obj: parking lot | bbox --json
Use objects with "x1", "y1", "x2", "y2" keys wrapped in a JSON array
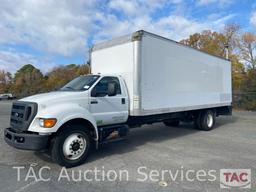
[{"x1": 0, "y1": 100, "x2": 256, "y2": 191}]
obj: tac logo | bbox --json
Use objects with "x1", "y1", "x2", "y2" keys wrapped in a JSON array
[{"x1": 220, "y1": 169, "x2": 251, "y2": 189}]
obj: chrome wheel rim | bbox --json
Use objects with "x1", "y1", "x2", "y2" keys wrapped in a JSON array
[
  {"x1": 63, "y1": 133, "x2": 86, "y2": 160},
  {"x1": 206, "y1": 113, "x2": 213, "y2": 127}
]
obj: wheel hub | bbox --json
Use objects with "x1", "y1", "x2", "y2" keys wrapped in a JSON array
[
  {"x1": 63, "y1": 133, "x2": 86, "y2": 160},
  {"x1": 72, "y1": 142, "x2": 80, "y2": 151}
]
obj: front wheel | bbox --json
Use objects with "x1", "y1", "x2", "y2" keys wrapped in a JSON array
[{"x1": 50, "y1": 124, "x2": 91, "y2": 167}]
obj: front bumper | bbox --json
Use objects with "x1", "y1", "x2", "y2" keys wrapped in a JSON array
[{"x1": 4, "y1": 128, "x2": 49, "y2": 151}]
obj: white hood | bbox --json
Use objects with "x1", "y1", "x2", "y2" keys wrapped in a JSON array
[{"x1": 20, "y1": 91, "x2": 88, "y2": 105}]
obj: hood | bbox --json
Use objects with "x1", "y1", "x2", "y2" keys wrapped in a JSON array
[{"x1": 20, "y1": 91, "x2": 88, "y2": 105}]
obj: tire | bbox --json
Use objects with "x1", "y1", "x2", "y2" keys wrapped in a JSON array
[
  {"x1": 50, "y1": 124, "x2": 91, "y2": 168},
  {"x1": 195, "y1": 110, "x2": 216, "y2": 131},
  {"x1": 164, "y1": 119, "x2": 180, "y2": 127}
]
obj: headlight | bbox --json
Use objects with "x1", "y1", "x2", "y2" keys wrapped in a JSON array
[{"x1": 39, "y1": 118, "x2": 57, "y2": 128}]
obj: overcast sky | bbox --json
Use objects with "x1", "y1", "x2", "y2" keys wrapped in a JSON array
[{"x1": 0, "y1": 0, "x2": 255, "y2": 73}]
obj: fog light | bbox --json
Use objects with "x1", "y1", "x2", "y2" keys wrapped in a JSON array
[
  {"x1": 19, "y1": 137, "x2": 24, "y2": 142},
  {"x1": 39, "y1": 118, "x2": 57, "y2": 128},
  {"x1": 15, "y1": 136, "x2": 25, "y2": 143}
]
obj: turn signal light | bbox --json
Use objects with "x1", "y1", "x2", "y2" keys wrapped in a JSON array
[{"x1": 39, "y1": 118, "x2": 57, "y2": 128}]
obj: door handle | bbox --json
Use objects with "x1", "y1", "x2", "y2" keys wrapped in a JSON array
[
  {"x1": 121, "y1": 98, "x2": 125, "y2": 104},
  {"x1": 91, "y1": 100, "x2": 98, "y2": 104}
]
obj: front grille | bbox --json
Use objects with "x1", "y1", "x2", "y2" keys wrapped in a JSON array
[{"x1": 10, "y1": 101, "x2": 38, "y2": 132}]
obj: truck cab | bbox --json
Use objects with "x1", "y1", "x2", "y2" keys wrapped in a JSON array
[{"x1": 5, "y1": 74, "x2": 129, "y2": 167}]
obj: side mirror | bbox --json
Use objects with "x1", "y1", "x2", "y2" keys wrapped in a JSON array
[{"x1": 108, "y1": 82, "x2": 117, "y2": 96}]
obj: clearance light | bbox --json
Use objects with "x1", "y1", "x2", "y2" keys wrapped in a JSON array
[{"x1": 39, "y1": 118, "x2": 57, "y2": 128}]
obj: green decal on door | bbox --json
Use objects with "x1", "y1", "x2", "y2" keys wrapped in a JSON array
[{"x1": 96, "y1": 120, "x2": 103, "y2": 125}]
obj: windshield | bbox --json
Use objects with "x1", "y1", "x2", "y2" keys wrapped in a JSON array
[{"x1": 60, "y1": 75, "x2": 100, "y2": 91}]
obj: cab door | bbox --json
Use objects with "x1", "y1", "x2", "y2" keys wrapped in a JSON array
[{"x1": 89, "y1": 76, "x2": 128, "y2": 126}]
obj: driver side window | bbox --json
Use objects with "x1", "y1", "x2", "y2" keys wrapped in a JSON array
[{"x1": 91, "y1": 77, "x2": 121, "y2": 97}]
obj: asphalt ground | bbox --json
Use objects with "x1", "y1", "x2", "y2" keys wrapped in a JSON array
[{"x1": 0, "y1": 100, "x2": 256, "y2": 192}]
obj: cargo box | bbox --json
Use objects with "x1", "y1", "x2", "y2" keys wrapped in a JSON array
[{"x1": 91, "y1": 30, "x2": 232, "y2": 116}]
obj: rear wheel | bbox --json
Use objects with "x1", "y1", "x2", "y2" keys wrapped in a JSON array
[
  {"x1": 50, "y1": 124, "x2": 91, "y2": 167},
  {"x1": 195, "y1": 110, "x2": 216, "y2": 131},
  {"x1": 164, "y1": 119, "x2": 180, "y2": 127}
]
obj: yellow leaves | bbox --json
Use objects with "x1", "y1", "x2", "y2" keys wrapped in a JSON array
[
  {"x1": 44, "y1": 64, "x2": 90, "y2": 91},
  {"x1": 180, "y1": 30, "x2": 227, "y2": 58},
  {"x1": 242, "y1": 32, "x2": 256, "y2": 43}
]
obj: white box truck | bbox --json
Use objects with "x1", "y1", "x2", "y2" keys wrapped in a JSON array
[{"x1": 4, "y1": 30, "x2": 232, "y2": 167}]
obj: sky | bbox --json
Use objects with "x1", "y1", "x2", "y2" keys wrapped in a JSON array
[{"x1": 0, "y1": 0, "x2": 255, "y2": 74}]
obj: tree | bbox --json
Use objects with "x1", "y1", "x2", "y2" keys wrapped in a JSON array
[
  {"x1": 230, "y1": 55, "x2": 245, "y2": 91},
  {"x1": 180, "y1": 33, "x2": 201, "y2": 49},
  {"x1": 238, "y1": 32, "x2": 256, "y2": 70},
  {"x1": 11, "y1": 64, "x2": 44, "y2": 97},
  {"x1": 76, "y1": 64, "x2": 90, "y2": 75},
  {"x1": 0, "y1": 70, "x2": 12, "y2": 94},
  {"x1": 180, "y1": 30, "x2": 226, "y2": 58},
  {"x1": 180, "y1": 24, "x2": 240, "y2": 59},
  {"x1": 44, "y1": 64, "x2": 90, "y2": 91}
]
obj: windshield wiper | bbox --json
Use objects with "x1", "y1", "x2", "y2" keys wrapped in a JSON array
[{"x1": 64, "y1": 86, "x2": 75, "y2": 90}]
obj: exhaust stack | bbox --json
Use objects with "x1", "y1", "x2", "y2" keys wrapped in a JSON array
[{"x1": 224, "y1": 44, "x2": 229, "y2": 60}]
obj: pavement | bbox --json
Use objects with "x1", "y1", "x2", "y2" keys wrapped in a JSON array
[{"x1": 0, "y1": 100, "x2": 256, "y2": 192}]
